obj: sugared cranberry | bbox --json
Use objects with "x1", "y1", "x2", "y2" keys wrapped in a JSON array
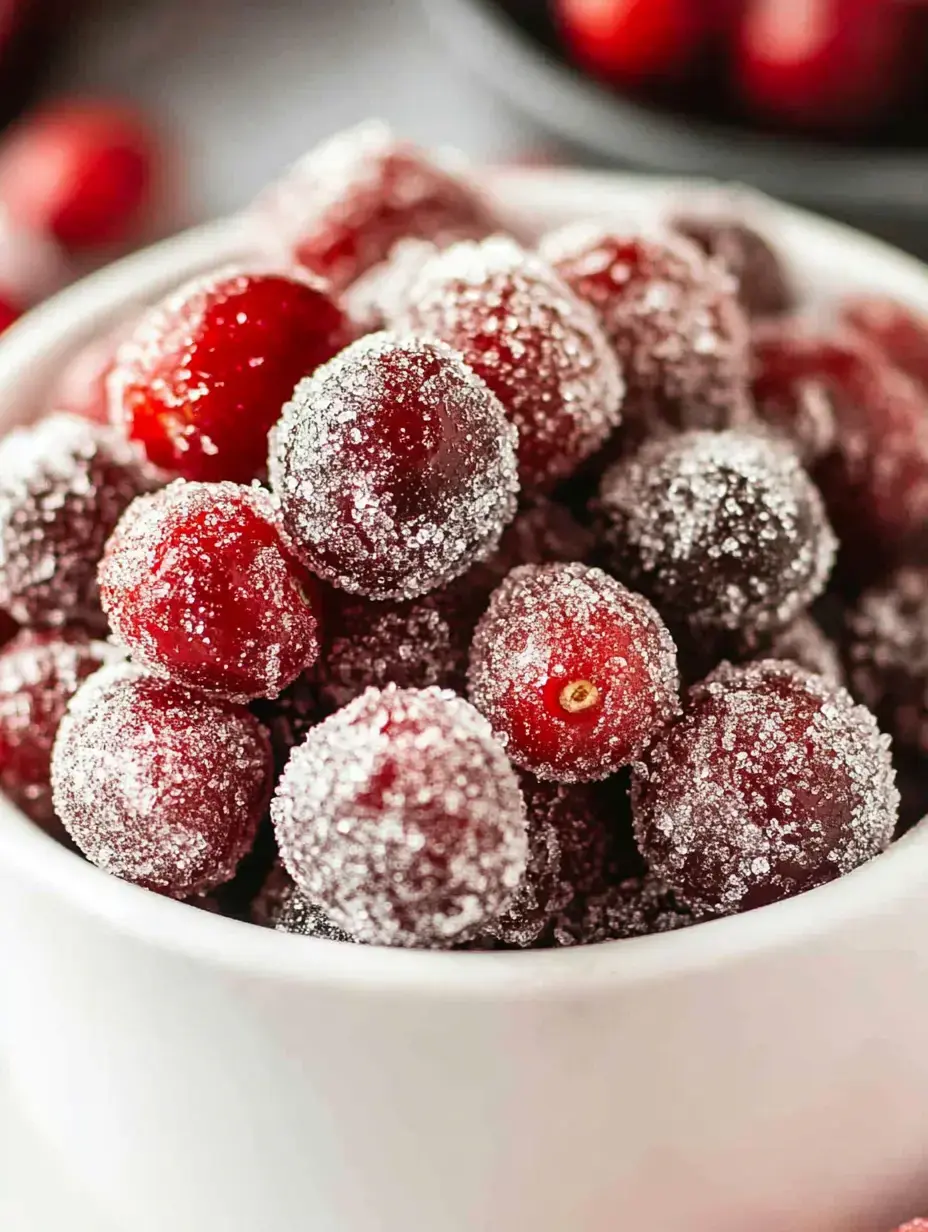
[
  {"x1": 51, "y1": 661, "x2": 273, "y2": 897},
  {"x1": 398, "y1": 236, "x2": 624, "y2": 489},
  {"x1": 539, "y1": 224, "x2": 751, "y2": 432},
  {"x1": 272, "y1": 685, "x2": 528, "y2": 947},
  {"x1": 269, "y1": 332, "x2": 519, "y2": 600},
  {"x1": 0, "y1": 413, "x2": 158, "y2": 629},
  {"x1": 840, "y1": 296, "x2": 928, "y2": 391},
  {"x1": 99, "y1": 480, "x2": 320, "y2": 701},
  {"x1": 555, "y1": 0, "x2": 705, "y2": 86},
  {"x1": 344, "y1": 237, "x2": 438, "y2": 334},
  {"x1": 50, "y1": 318, "x2": 136, "y2": 424},
  {"x1": 110, "y1": 268, "x2": 353, "y2": 484},
  {"x1": 894, "y1": 1220, "x2": 928, "y2": 1231},
  {"x1": 468, "y1": 563, "x2": 679, "y2": 782},
  {"x1": 479, "y1": 806, "x2": 568, "y2": 948},
  {"x1": 0, "y1": 629, "x2": 119, "y2": 836},
  {"x1": 547, "y1": 876, "x2": 694, "y2": 947},
  {"x1": 671, "y1": 206, "x2": 794, "y2": 319},
  {"x1": 597, "y1": 429, "x2": 836, "y2": 659},
  {"x1": 252, "y1": 121, "x2": 496, "y2": 291},
  {"x1": 759, "y1": 614, "x2": 844, "y2": 688},
  {"x1": 253, "y1": 863, "x2": 356, "y2": 942},
  {"x1": 250, "y1": 673, "x2": 324, "y2": 774},
  {"x1": 633, "y1": 660, "x2": 898, "y2": 916}
]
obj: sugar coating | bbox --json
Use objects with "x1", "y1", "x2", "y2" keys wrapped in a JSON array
[
  {"x1": 539, "y1": 222, "x2": 751, "y2": 430},
  {"x1": 344, "y1": 237, "x2": 438, "y2": 334},
  {"x1": 548, "y1": 876, "x2": 694, "y2": 947},
  {"x1": 598, "y1": 429, "x2": 837, "y2": 650},
  {"x1": 269, "y1": 332, "x2": 519, "y2": 600},
  {"x1": 399, "y1": 235, "x2": 624, "y2": 488},
  {"x1": 253, "y1": 863, "x2": 356, "y2": 943},
  {"x1": 479, "y1": 809, "x2": 569, "y2": 947},
  {"x1": 271, "y1": 684, "x2": 528, "y2": 947},
  {"x1": 51, "y1": 660, "x2": 272, "y2": 898},
  {"x1": 250, "y1": 673, "x2": 324, "y2": 774},
  {"x1": 761, "y1": 614, "x2": 844, "y2": 687},
  {"x1": 468, "y1": 562, "x2": 680, "y2": 782},
  {"x1": 632, "y1": 659, "x2": 898, "y2": 916},
  {"x1": 0, "y1": 413, "x2": 159, "y2": 628}
]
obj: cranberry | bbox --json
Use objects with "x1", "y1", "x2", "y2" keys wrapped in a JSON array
[
  {"x1": 633, "y1": 660, "x2": 898, "y2": 916},
  {"x1": 597, "y1": 429, "x2": 836, "y2": 659},
  {"x1": 250, "y1": 673, "x2": 324, "y2": 774},
  {"x1": 555, "y1": 0, "x2": 705, "y2": 86},
  {"x1": 758, "y1": 615, "x2": 844, "y2": 688},
  {"x1": 0, "y1": 413, "x2": 159, "y2": 629},
  {"x1": 344, "y1": 237, "x2": 438, "y2": 334},
  {"x1": 50, "y1": 318, "x2": 136, "y2": 424},
  {"x1": 548, "y1": 876, "x2": 694, "y2": 947},
  {"x1": 398, "y1": 236, "x2": 624, "y2": 489},
  {"x1": 110, "y1": 268, "x2": 353, "y2": 484},
  {"x1": 540, "y1": 224, "x2": 750, "y2": 432},
  {"x1": 252, "y1": 121, "x2": 496, "y2": 291},
  {"x1": 750, "y1": 324, "x2": 837, "y2": 464},
  {"x1": 840, "y1": 296, "x2": 928, "y2": 391},
  {"x1": 253, "y1": 863, "x2": 356, "y2": 942},
  {"x1": 468, "y1": 563, "x2": 679, "y2": 782},
  {"x1": 0, "y1": 99, "x2": 159, "y2": 248},
  {"x1": 478, "y1": 805, "x2": 567, "y2": 948},
  {"x1": 0, "y1": 629, "x2": 119, "y2": 836},
  {"x1": 671, "y1": 207, "x2": 794, "y2": 319},
  {"x1": 99, "y1": 480, "x2": 320, "y2": 701},
  {"x1": 51, "y1": 661, "x2": 273, "y2": 898},
  {"x1": 269, "y1": 332, "x2": 519, "y2": 601},
  {"x1": 272, "y1": 685, "x2": 528, "y2": 947}
]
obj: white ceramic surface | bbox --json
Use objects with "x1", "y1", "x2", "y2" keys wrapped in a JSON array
[{"x1": 1, "y1": 171, "x2": 928, "y2": 1232}]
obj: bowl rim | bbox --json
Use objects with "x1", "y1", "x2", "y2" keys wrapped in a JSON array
[
  {"x1": 1, "y1": 166, "x2": 927, "y2": 999},
  {"x1": 424, "y1": 0, "x2": 928, "y2": 217}
]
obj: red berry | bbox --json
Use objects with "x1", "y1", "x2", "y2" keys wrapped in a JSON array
[
  {"x1": 398, "y1": 237, "x2": 624, "y2": 489},
  {"x1": 50, "y1": 318, "x2": 136, "y2": 424},
  {"x1": 548, "y1": 876, "x2": 694, "y2": 947},
  {"x1": 0, "y1": 413, "x2": 159, "y2": 629},
  {"x1": 468, "y1": 563, "x2": 679, "y2": 782},
  {"x1": 51, "y1": 661, "x2": 273, "y2": 898},
  {"x1": 271, "y1": 685, "x2": 528, "y2": 947},
  {"x1": 479, "y1": 804, "x2": 568, "y2": 948},
  {"x1": 250, "y1": 673, "x2": 323, "y2": 774},
  {"x1": 99, "y1": 480, "x2": 320, "y2": 701},
  {"x1": 633, "y1": 660, "x2": 898, "y2": 915},
  {"x1": 0, "y1": 629, "x2": 119, "y2": 836},
  {"x1": 750, "y1": 322, "x2": 837, "y2": 464},
  {"x1": 269, "y1": 332, "x2": 519, "y2": 600},
  {"x1": 597, "y1": 429, "x2": 836, "y2": 658},
  {"x1": 252, "y1": 121, "x2": 496, "y2": 292},
  {"x1": 0, "y1": 99, "x2": 159, "y2": 248},
  {"x1": 758, "y1": 614, "x2": 844, "y2": 688},
  {"x1": 840, "y1": 296, "x2": 928, "y2": 391},
  {"x1": 344, "y1": 237, "x2": 438, "y2": 334},
  {"x1": 555, "y1": 0, "x2": 705, "y2": 86},
  {"x1": 0, "y1": 291, "x2": 19, "y2": 333},
  {"x1": 253, "y1": 863, "x2": 356, "y2": 942},
  {"x1": 671, "y1": 206, "x2": 794, "y2": 319},
  {"x1": 110, "y1": 268, "x2": 353, "y2": 484},
  {"x1": 540, "y1": 224, "x2": 751, "y2": 432}
]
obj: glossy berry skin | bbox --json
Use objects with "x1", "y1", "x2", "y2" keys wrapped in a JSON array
[
  {"x1": 0, "y1": 629, "x2": 119, "y2": 837},
  {"x1": 52, "y1": 661, "x2": 272, "y2": 898},
  {"x1": 468, "y1": 563, "x2": 679, "y2": 783},
  {"x1": 0, "y1": 100, "x2": 159, "y2": 248},
  {"x1": 99, "y1": 480, "x2": 320, "y2": 701},
  {"x1": 672, "y1": 209, "x2": 794, "y2": 319},
  {"x1": 633, "y1": 660, "x2": 898, "y2": 916},
  {"x1": 555, "y1": 0, "x2": 705, "y2": 86},
  {"x1": 840, "y1": 296, "x2": 928, "y2": 391},
  {"x1": 110, "y1": 269, "x2": 353, "y2": 484}
]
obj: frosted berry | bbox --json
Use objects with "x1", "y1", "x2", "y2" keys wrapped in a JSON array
[
  {"x1": 398, "y1": 236, "x2": 624, "y2": 489},
  {"x1": 548, "y1": 876, "x2": 694, "y2": 947},
  {"x1": 0, "y1": 413, "x2": 158, "y2": 629},
  {"x1": 110, "y1": 268, "x2": 353, "y2": 484},
  {"x1": 0, "y1": 629, "x2": 119, "y2": 835},
  {"x1": 894, "y1": 1221, "x2": 928, "y2": 1231},
  {"x1": 250, "y1": 673, "x2": 323, "y2": 774},
  {"x1": 759, "y1": 615, "x2": 844, "y2": 688},
  {"x1": 671, "y1": 208, "x2": 794, "y2": 319},
  {"x1": 539, "y1": 223, "x2": 751, "y2": 432},
  {"x1": 50, "y1": 318, "x2": 136, "y2": 424},
  {"x1": 840, "y1": 296, "x2": 928, "y2": 391},
  {"x1": 597, "y1": 429, "x2": 836, "y2": 657},
  {"x1": 100, "y1": 480, "x2": 320, "y2": 701},
  {"x1": 253, "y1": 121, "x2": 496, "y2": 291},
  {"x1": 270, "y1": 332, "x2": 519, "y2": 600},
  {"x1": 750, "y1": 323, "x2": 837, "y2": 463},
  {"x1": 344, "y1": 237, "x2": 438, "y2": 334},
  {"x1": 253, "y1": 864, "x2": 355, "y2": 942},
  {"x1": 272, "y1": 685, "x2": 528, "y2": 947},
  {"x1": 479, "y1": 806, "x2": 568, "y2": 948},
  {"x1": 468, "y1": 563, "x2": 679, "y2": 782},
  {"x1": 633, "y1": 660, "x2": 898, "y2": 916},
  {"x1": 51, "y1": 661, "x2": 273, "y2": 898}
]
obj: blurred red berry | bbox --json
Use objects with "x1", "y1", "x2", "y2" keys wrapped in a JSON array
[
  {"x1": 556, "y1": 0, "x2": 705, "y2": 86},
  {"x1": 0, "y1": 290, "x2": 19, "y2": 332}
]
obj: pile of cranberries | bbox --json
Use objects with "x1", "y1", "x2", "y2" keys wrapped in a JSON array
[{"x1": 2, "y1": 119, "x2": 927, "y2": 952}]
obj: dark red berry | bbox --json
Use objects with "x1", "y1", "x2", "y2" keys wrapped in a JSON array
[
  {"x1": 51, "y1": 661, "x2": 273, "y2": 898},
  {"x1": 758, "y1": 614, "x2": 844, "y2": 688},
  {"x1": 468, "y1": 563, "x2": 679, "y2": 782},
  {"x1": 555, "y1": 0, "x2": 705, "y2": 86},
  {"x1": 671, "y1": 206, "x2": 794, "y2": 319},
  {"x1": 269, "y1": 332, "x2": 519, "y2": 600},
  {"x1": 0, "y1": 292, "x2": 20, "y2": 333},
  {"x1": 99, "y1": 480, "x2": 320, "y2": 701},
  {"x1": 272, "y1": 685, "x2": 528, "y2": 947},
  {"x1": 0, "y1": 413, "x2": 159, "y2": 629},
  {"x1": 478, "y1": 805, "x2": 568, "y2": 948},
  {"x1": 253, "y1": 863, "x2": 356, "y2": 942},
  {"x1": 840, "y1": 296, "x2": 928, "y2": 391},
  {"x1": 398, "y1": 236, "x2": 624, "y2": 489},
  {"x1": 632, "y1": 660, "x2": 898, "y2": 916},
  {"x1": 547, "y1": 876, "x2": 694, "y2": 947},
  {"x1": 250, "y1": 673, "x2": 324, "y2": 774},
  {"x1": 110, "y1": 268, "x2": 353, "y2": 484}
]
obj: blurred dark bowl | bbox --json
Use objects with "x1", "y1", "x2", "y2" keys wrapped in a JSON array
[{"x1": 424, "y1": 0, "x2": 928, "y2": 258}]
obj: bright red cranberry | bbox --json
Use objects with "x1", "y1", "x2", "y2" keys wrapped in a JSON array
[
  {"x1": 344, "y1": 237, "x2": 438, "y2": 334},
  {"x1": 99, "y1": 480, "x2": 320, "y2": 701},
  {"x1": 840, "y1": 296, "x2": 928, "y2": 391},
  {"x1": 252, "y1": 121, "x2": 496, "y2": 291},
  {"x1": 272, "y1": 685, "x2": 528, "y2": 947},
  {"x1": 0, "y1": 629, "x2": 119, "y2": 836},
  {"x1": 468, "y1": 563, "x2": 679, "y2": 782},
  {"x1": 671, "y1": 208, "x2": 794, "y2": 319},
  {"x1": 50, "y1": 318, "x2": 136, "y2": 424},
  {"x1": 0, "y1": 413, "x2": 159, "y2": 629},
  {"x1": 633, "y1": 660, "x2": 898, "y2": 915},
  {"x1": 398, "y1": 237, "x2": 624, "y2": 489},
  {"x1": 597, "y1": 429, "x2": 836, "y2": 660},
  {"x1": 540, "y1": 224, "x2": 750, "y2": 432},
  {"x1": 269, "y1": 332, "x2": 519, "y2": 600},
  {"x1": 0, "y1": 99, "x2": 160, "y2": 248},
  {"x1": 110, "y1": 268, "x2": 353, "y2": 484},
  {"x1": 555, "y1": 0, "x2": 705, "y2": 86},
  {"x1": 51, "y1": 660, "x2": 273, "y2": 897},
  {"x1": 548, "y1": 876, "x2": 694, "y2": 947}
]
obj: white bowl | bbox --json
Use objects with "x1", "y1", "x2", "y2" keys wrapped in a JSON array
[{"x1": 1, "y1": 171, "x2": 928, "y2": 1232}]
